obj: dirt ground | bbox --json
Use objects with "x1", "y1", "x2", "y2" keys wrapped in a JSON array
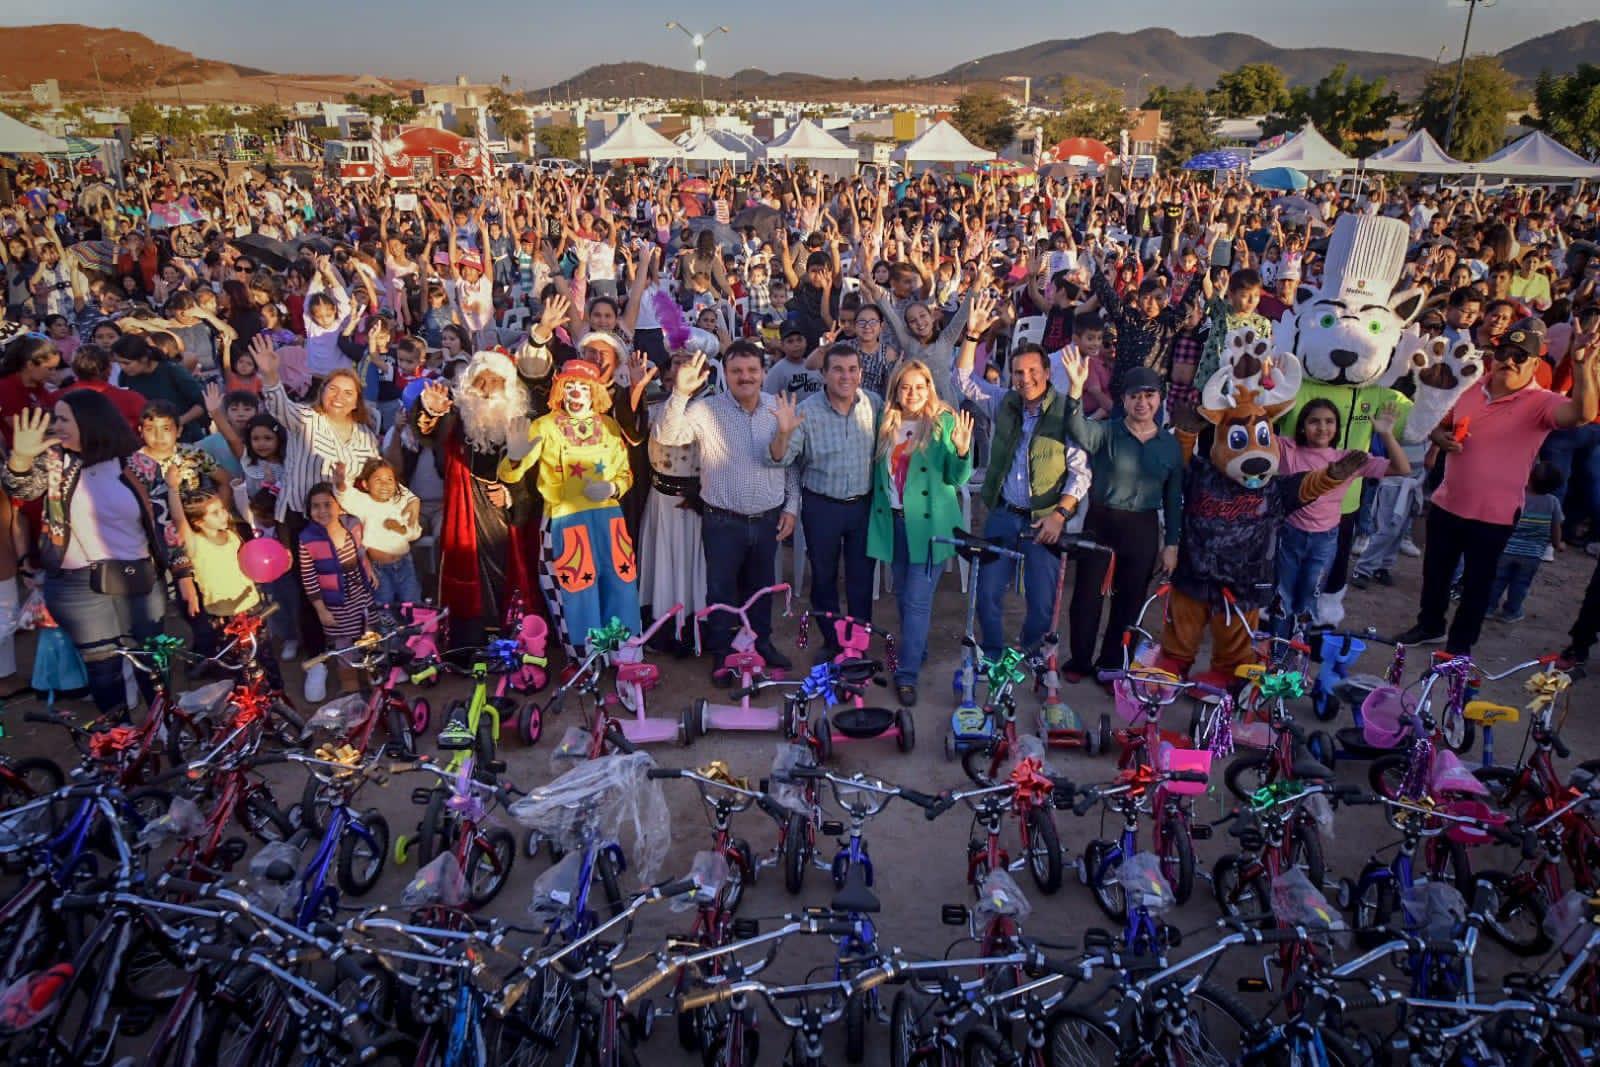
[{"x1": 2, "y1": 515, "x2": 1594, "y2": 1063}]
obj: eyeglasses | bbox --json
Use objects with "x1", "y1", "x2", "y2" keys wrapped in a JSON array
[{"x1": 1490, "y1": 349, "x2": 1534, "y2": 365}]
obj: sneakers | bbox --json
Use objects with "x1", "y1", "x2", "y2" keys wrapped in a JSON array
[
  {"x1": 303, "y1": 661, "x2": 328, "y2": 703},
  {"x1": 1374, "y1": 568, "x2": 1395, "y2": 587},
  {"x1": 1393, "y1": 625, "x2": 1446, "y2": 646},
  {"x1": 1399, "y1": 537, "x2": 1422, "y2": 558},
  {"x1": 1497, "y1": 610, "x2": 1526, "y2": 624},
  {"x1": 279, "y1": 640, "x2": 299, "y2": 661},
  {"x1": 1542, "y1": 544, "x2": 1556, "y2": 563},
  {"x1": 895, "y1": 683, "x2": 918, "y2": 707}
]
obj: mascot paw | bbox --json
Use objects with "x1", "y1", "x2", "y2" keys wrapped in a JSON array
[{"x1": 1225, "y1": 324, "x2": 1275, "y2": 384}]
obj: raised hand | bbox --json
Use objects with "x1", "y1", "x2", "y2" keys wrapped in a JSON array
[
  {"x1": 1371, "y1": 402, "x2": 1398, "y2": 436},
  {"x1": 249, "y1": 333, "x2": 280, "y2": 384},
  {"x1": 967, "y1": 289, "x2": 997, "y2": 336},
  {"x1": 8, "y1": 408, "x2": 55, "y2": 467},
  {"x1": 330, "y1": 461, "x2": 348, "y2": 490},
  {"x1": 773, "y1": 391, "x2": 805, "y2": 436},
  {"x1": 1059, "y1": 344, "x2": 1090, "y2": 397},
  {"x1": 202, "y1": 381, "x2": 226, "y2": 417},
  {"x1": 536, "y1": 293, "x2": 571, "y2": 337},
  {"x1": 674, "y1": 352, "x2": 710, "y2": 397},
  {"x1": 949, "y1": 410, "x2": 974, "y2": 457},
  {"x1": 504, "y1": 414, "x2": 538, "y2": 463}
]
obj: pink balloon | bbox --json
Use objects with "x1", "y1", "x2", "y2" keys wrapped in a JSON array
[{"x1": 238, "y1": 537, "x2": 291, "y2": 583}]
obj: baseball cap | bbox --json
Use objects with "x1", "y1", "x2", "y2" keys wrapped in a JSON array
[
  {"x1": 1498, "y1": 323, "x2": 1542, "y2": 360},
  {"x1": 1122, "y1": 367, "x2": 1164, "y2": 395}
]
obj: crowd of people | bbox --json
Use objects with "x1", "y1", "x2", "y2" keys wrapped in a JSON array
[{"x1": 0, "y1": 147, "x2": 1597, "y2": 717}]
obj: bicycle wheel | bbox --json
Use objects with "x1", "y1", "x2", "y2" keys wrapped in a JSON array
[
  {"x1": 1085, "y1": 840, "x2": 1126, "y2": 921},
  {"x1": 1156, "y1": 814, "x2": 1195, "y2": 905},
  {"x1": 845, "y1": 990, "x2": 868, "y2": 1063},
  {"x1": 1211, "y1": 854, "x2": 1270, "y2": 920},
  {"x1": 1170, "y1": 981, "x2": 1255, "y2": 1067},
  {"x1": 890, "y1": 987, "x2": 931, "y2": 1067},
  {"x1": 1224, "y1": 754, "x2": 1274, "y2": 802},
  {"x1": 1437, "y1": 711, "x2": 1475, "y2": 755},
  {"x1": 237, "y1": 787, "x2": 293, "y2": 843},
  {"x1": 782, "y1": 812, "x2": 811, "y2": 895},
  {"x1": 1368, "y1": 753, "x2": 1409, "y2": 800},
  {"x1": 1045, "y1": 1006, "x2": 1120, "y2": 1067},
  {"x1": 486, "y1": 970, "x2": 579, "y2": 1067},
  {"x1": 0, "y1": 756, "x2": 64, "y2": 804},
  {"x1": 597, "y1": 847, "x2": 626, "y2": 918},
  {"x1": 961, "y1": 1023, "x2": 1016, "y2": 1067},
  {"x1": 299, "y1": 775, "x2": 332, "y2": 835},
  {"x1": 961, "y1": 741, "x2": 1002, "y2": 787},
  {"x1": 463, "y1": 828, "x2": 517, "y2": 908},
  {"x1": 164, "y1": 714, "x2": 208, "y2": 772},
  {"x1": 1476, "y1": 872, "x2": 1552, "y2": 957},
  {"x1": 1348, "y1": 876, "x2": 1399, "y2": 948},
  {"x1": 337, "y1": 811, "x2": 389, "y2": 896},
  {"x1": 415, "y1": 788, "x2": 450, "y2": 867},
  {"x1": 1026, "y1": 807, "x2": 1064, "y2": 894},
  {"x1": 119, "y1": 919, "x2": 189, "y2": 1004},
  {"x1": 722, "y1": 838, "x2": 754, "y2": 914}
]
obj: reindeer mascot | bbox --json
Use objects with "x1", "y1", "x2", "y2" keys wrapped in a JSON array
[
  {"x1": 1282, "y1": 213, "x2": 1482, "y2": 624},
  {"x1": 1158, "y1": 353, "x2": 1369, "y2": 684}
]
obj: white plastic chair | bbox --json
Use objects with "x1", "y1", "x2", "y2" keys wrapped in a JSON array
[{"x1": 1011, "y1": 315, "x2": 1046, "y2": 349}]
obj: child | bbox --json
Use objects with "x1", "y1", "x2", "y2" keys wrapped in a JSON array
[
  {"x1": 421, "y1": 284, "x2": 454, "y2": 349},
  {"x1": 1488, "y1": 463, "x2": 1564, "y2": 623},
  {"x1": 296, "y1": 482, "x2": 376, "y2": 698},
  {"x1": 1274, "y1": 400, "x2": 1408, "y2": 637},
  {"x1": 139, "y1": 400, "x2": 234, "y2": 502},
  {"x1": 1064, "y1": 314, "x2": 1113, "y2": 418},
  {"x1": 226, "y1": 343, "x2": 263, "y2": 394},
  {"x1": 1194, "y1": 268, "x2": 1273, "y2": 391},
  {"x1": 195, "y1": 385, "x2": 257, "y2": 480},
  {"x1": 332, "y1": 458, "x2": 422, "y2": 610}
]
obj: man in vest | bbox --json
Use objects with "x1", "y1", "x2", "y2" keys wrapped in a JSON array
[{"x1": 953, "y1": 292, "x2": 1092, "y2": 660}]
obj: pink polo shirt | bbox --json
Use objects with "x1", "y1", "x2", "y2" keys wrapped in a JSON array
[{"x1": 1432, "y1": 383, "x2": 1568, "y2": 525}]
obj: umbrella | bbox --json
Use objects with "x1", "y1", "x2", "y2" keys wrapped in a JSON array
[
  {"x1": 730, "y1": 204, "x2": 782, "y2": 243},
  {"x1": 1053, "y1": 138, "x2": 1114, "y2": 165},
  {"x1": 1253, "y1": 166, "x2": 1308, "y2": 191},
  {"x1": 295, "y1": 235, "x2": 335, "y2": 256},
  {"x1": 678, "y1": 177, "x2": 710, "y2": 194},
  {"x1": 1036, "y1": 162, "x2": 1087, "y2": 181},
  {"x1": 232, "y1": 234, "x2": 295, "y2": 270},
  {"x1": 685, "y1": 217, "x2": 738, "y2": 252},
  {"x1": 147, "y1": 198, "x2": 207, "y2": 230},
  {"x1": 69, "y1": 240, "x2": 117, "y2": 276},
  {"x1": 1182, "y1": 150, "x2": 1246, "y2": 171}
]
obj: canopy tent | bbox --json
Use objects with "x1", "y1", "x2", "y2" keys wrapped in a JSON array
[
  {"x1": 892, "y1": 120, "x2": 992, "y2": 166},
  {"x1": 1248, "y1": 122, "x2": 1358, "y2": 173},
  {"x1": 761, "y1": 120, "x2": 857, "y2": 177},
  {"x1": 1470, "y1": 131, "x2": 1600, "y2": 180},
  {"x1": 586, "y1": 114, "x2": 683, "y2": 163},
  {"x1": 676, "y1": 127, "x2": 759, "y2": 169},
  {"x1": 1363, "y1": 129, "x2": 1468, "y2": 174},
  {"x1": 0, "y1": 112, "x2": 70, "y2": 155}
]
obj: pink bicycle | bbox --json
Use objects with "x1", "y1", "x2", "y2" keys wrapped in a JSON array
[{"x1": 683, "y1": 584, "x2": 791, "y2": 742}]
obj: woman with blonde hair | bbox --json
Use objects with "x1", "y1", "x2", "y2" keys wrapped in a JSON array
[{"x1": 866, "y1": 359, "x2": 974, "y2": 706}]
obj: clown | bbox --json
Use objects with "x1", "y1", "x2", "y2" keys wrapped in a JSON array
[
  {"x1": 1160, "y1": 355, "x2": 1368, "y2": 683},
  {"x1": 1281, "y1": 213, "x2": 1481, "y2": 623},
  {"x1": 413, "y1": 349, "x2": 543, "y2": 643},
  {"x1": 500, "y1": 360, "x2": 639, "y2": 656}
]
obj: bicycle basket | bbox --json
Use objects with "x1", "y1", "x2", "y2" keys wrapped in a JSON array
[
  {"x1": 831, "y1": 706, "x2": 895, "y2": 739},
  {"x1": 1112, "y1": 671, "x2": 1179, "y2": 725},
  {"x1": 1360, "y1": 684, "x2": 1416, "y2": 749},
  {"x1": 1156, "y1": 743, "x2": 1211, "y2": 795}
]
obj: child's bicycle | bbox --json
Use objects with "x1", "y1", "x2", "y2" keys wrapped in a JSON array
[
  {"x1": 392, "y1": 756, "x2": 519, "y2": 908},
  {"x1": 433, "y1": 637, "x2": 550, "y2": 769},
  {"x1": 536, "y1": 619, "x2": 656, "y2": 760},
  {"x1": 1071, "y1": 763, "x2": 1212, "y2": 930},
  {"x1": 931, "y1": 531, "x2": 1026, "y2": 759}
]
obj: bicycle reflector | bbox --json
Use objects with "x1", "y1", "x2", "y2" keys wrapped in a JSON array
[{"x1": 0, "y1": 964, "x2": 74, "y2": 1032}]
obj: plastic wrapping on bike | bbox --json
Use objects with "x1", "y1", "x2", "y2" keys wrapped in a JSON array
[
  {"x1": 1270, "y1": 869, "x2": 1347, "y2": 940},
  {"x1": 673, "y1": 851, "x2": 730, "y2": 913},
  {"x1": 305, "y1": 694, "x2": 369, "y2": 734},
  {"x1": 508, "y1": 751, "x2": 670, "y2": 887},
  {"x1": 1116, "y1": 853, "x2": 1175, "y2": 914},
  {"x1": 178, "y1": 679, "x2": 237, "y2": 722},
  {"x1": 976, "y1": 869, "x2": 1032, "y2": 924},
  {"x1": 138, "y1": 795, "x2": 207, "y2": 847},
  {"x1": 1544, "y1": 890, "x2": 1594, "y2": 956},
  {"x1": 247, "y1": 841, "x2": 304, "y2": 917},
  {"x1": 403, "y1": 853, "x2": 467, "y2": 908},
  {"x1": 1400, "y1": 882, "x2": 1467, "y2": 939}
]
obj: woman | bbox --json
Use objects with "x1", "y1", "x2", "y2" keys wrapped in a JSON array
[
  {"x1": 1058, "y1": 350, "x2": 1185, "y2": 680},
  {"x1": 865, "y1": 360, "x2": 974, "y2": 707},
  {"x1": 0, "y1": 334, "x2": 61, "y2": 447},
  {"x1": 296, "y1": 482, "x2": 376, "y2": 696},
  {"x1": 3, "y1": 394, "x2": 195, "y2": 714},
  {"x1": 848, "y1": 305, "x2": 902, "y2": 398},
  {"x1": 638, "y1": 351, "x2": 709, "y2": 645}
]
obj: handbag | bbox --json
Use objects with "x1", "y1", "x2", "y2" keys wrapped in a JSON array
[{"x1": 89, "y1": 558, "x2": 159, "y2": 597}]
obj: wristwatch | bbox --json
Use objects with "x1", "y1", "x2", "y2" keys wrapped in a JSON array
[{"x1": 1054, "y1": 505, "x2": 1073, "y2": 520}]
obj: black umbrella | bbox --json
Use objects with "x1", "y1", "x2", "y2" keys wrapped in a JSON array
[
  {"x1": 294, "y1": 235, "x2": 335, "y2": 256},
  {"x1": 731, "y1": 204, "x2": 782, "y2": 243},
  {"x1": 232, "y1": 234, "x2": 294, "y2": 271}
]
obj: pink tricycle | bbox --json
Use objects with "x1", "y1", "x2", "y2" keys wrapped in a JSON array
[
  {"x1": 500, "y1": 592, "x2": 551, "y2": 694},
  {"x1": 795, "y1": 610, "x2": 914, "y2": 754},
  {"x1": 395, "y1": 602, "x2": 449, "y2": 686},
  {"x1": 682, "y1": 584, "x2": 792, "y2": 743},
  {"x1": 610, "y1": 604, "x2": 687, "y2": 745}
]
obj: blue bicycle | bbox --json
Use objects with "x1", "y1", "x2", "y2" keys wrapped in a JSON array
[{"x1": 269, "y1": 752, "x2": 391, "y2": 927}]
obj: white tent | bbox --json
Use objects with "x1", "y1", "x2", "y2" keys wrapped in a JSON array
[
  {"x1": 677, "y1": 127, "x2": 758, "y2": 168},
  {"x1": 892, "y1": 120, "x2": 992, "y2": 165},
  {"x1": 761, "y1": 120, "x2": 857, "y2": 176},
  {"x1": 586, "y1": 114, "x2": 682, "y2": 163},
  {"x1": 1470, "y1": 131, "x2": 1600, "y2": 179},
  {"x1": 1249, "y1": 121, "x2": 1358, "y2": 173},
  {"x1": 0, "y1": 112, "x2": 70, "y2": 155},
  {"x1": 1363, "y1": 129, "x2": 1469, "y2": 174}
]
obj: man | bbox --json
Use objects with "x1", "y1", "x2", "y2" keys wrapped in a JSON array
[
  {"x1": 414, "y1": 348, "x2": 544, "y2": 644},
  {"x1": 1442, "y1": 287, "x2": 1485, "y2": 346},
  {"x1": 1397, "y1": 321, "x2": 1600, "y2": 653},
  {"x1": 1255, "y1": 264, "x2": 1300, "y2": 323},
  {"x1": 952, "y1": 293, "x2": 1092, "y2": 661},
  {"x1": 1542, "y1": 303, "x2": 1600, "y2": 544},
  {"x1": 769, "y1": 346, "x2": 880, "y2": 652},
  {"x1": 654, "y1": 344, "x2": 799, "y2": 673}
]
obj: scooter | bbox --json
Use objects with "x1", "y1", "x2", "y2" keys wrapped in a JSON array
[
  {"x1": 683, "y1": 584, "x2": 792, "y2": 742},
  {"x1": 932, "y1": 531, "x2": 1026, "y2": 760}
]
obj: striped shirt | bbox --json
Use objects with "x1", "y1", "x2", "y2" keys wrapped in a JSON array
[
  {"x1": 770, "y1": 389, "x2": 879, "y2": 502},
  {"x1": 262, "y1": 383, "x2": 381, "y2": 521},
  {"x1": 653, "y1": 390, "x2": 799, "y2": 517}
]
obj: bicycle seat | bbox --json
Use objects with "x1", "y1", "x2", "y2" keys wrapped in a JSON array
[
  {"x1": 1463, "y1": 701, "x2": 1517, "y2": 726},
  {"x1": 1291, "y1": 754, "x2": 1334, "y2": 780},
  {"x1": 831, "y1": 865, "x2": 880, "y2": 914}
]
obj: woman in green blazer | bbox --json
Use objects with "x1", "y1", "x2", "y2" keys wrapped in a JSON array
[{"x1": 867, "y1": 359, "x2": 975, "y2": 706}]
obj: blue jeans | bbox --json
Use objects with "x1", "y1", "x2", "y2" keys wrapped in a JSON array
[
  {"x1": 1541, "y1": 423, "x2": 1600, "y2": 539},
  {"x1": 976, "y1": 507, "x2": 1061, "y2": 661},
  {"x1": 1274, "y1": 524, "x2": 1338, "y2": 637},
  {"x1": 1488, "y1": 554, "x2": 1541, "y2": 617},
  {"x1": 44, "y1": 567, "x2": 167, "y2": 713},
  {"x1": 888, "y1": 513, "x2": 940, "y2": 686},
  {"x1": 800, "y1": 490, "x2": 873, "y2": 631},
  {"x1": 373, "y1": 556, "x2": 423, "y2": 609},
  {"x1": 700, "y1": 507, "x2": 780, "y2": 654}
]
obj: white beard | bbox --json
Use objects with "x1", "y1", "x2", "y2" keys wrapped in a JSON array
[{"x1": 455, "y1": 378, "x2": 530, "y2": 453}]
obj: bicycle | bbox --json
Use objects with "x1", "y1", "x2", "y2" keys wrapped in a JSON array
[
  {"x1": 524, "y1": 621, "x2": 635, "y2": 754},
  {"x1": 1474, "y1": 776, "x2": 1600, "y2": 957},
  {"x1": 272, "y1": 750, "x2": 392, "y2": 926},
  {"x1": 392, "y1": 757, "x2": 518, "y2": 909},
  {"x1": 923, "y1": 758, "x2": 1073, "y2": 897}
]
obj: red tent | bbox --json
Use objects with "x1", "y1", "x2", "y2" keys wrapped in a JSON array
[{"x1": 1052, "y1": 138, "x2": 1114, "y2": 165}]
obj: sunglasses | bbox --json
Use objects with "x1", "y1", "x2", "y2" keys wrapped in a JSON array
[{"x1": 1490, "y1": 348, "x2": 1535, "y2": 365}]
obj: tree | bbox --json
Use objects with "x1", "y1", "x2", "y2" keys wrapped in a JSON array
[
  {"x1": 485, "y1": 87, "x2": 531, "y2": 147},
  {"x1": 1039, "y1": 76, "x2": 1129, "y2": 144},
  {"x1": 536, "y1": 125, "x2": 583, "y2": 160},
  {"x1": 0, "y1": 101, "x2": 39, "y2": 123},
  {"x1": 951, "y1": 88, "x2": 1017, "y2": 151},
  {"x1": 1262, "y1": 64, "x2": 1401, "y2": 155},
  {"x1": 1523, "y1": 63, "x2": 1600, "y2": 158},
  {"x1": 669, "y1": 99, "x2": 711, "y2": 118},
  {"x1": 1208, "y1": 63, "x2": 1290, "y2": 118},
  {"x1": 243, "y1": 104, "x2": 289, "y2": 135},
  {"x1": 342, "y1": 93, "x2": 419, "y2": 130},
  {"x1": 201, "y1": 104, "x2": 236, "y2": 134},
  {"x1": 1141, "y1": 84, "x2": 1217, "y2": 166},
  {"x1": 159, "y1": 108, "x2": 202, "y2": 142},
  {"x1": 1411, "y1": 55, "x2": 1519, "y2": 161},
  {"x1": 128, "y1": 100, "x2": 163, "y2": 138},
  {"x1": 60, "y1": 102, "x2": 111, "y2": 137}
]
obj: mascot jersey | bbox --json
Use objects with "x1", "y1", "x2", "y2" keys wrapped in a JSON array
[{"x1": 1285, "y1": 383, "x2": 1412, "y2": 515}]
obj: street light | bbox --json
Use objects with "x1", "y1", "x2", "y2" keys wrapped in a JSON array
[
  {"x1": 1442, "y1": 0, "x2": 1497, "y2": 154},
  {"x1": 665, "y1": 21, "x2": 730, "y2": 105}
]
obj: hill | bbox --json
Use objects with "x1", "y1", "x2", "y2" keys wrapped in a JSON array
[
  {"x1": 1498, "y1": 19, "x2": 1600, "y2": 82},
  {"x1": 0, "y1": 24, "x2": 243, "y2": 93}
]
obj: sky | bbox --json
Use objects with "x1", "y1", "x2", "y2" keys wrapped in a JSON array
[{"x1": 1, "y1": 0, "x2": 1594, "y2": 85}]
